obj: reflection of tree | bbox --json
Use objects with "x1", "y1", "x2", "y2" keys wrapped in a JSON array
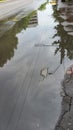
[
  {"x1": 13, "y1": 11, "x2": 37, "y2": 33},
  {"x1": 0, "y1": 11, "x2": 37, "y2": 67},
  {"x1": 0, "y1": 28, "x2": 18, "y2": 67},
  {"x1": 38, "y1": 2, "x2": 47, "y2": 11},
  {"x1": 52, "y1": 7, "x2": 73, "y2": 64}
]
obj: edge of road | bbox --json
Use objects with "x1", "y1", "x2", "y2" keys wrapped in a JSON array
[{"x1": 55, "y1": 65, "x2": 73, "y2": 130}]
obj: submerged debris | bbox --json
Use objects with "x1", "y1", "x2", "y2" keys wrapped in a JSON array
[
  {"x1": 40, "y1": 68, "x2": 48, "y2": 80},
  {"x1": 40, "y1": 65, "x2": 61, "y2": 80}
]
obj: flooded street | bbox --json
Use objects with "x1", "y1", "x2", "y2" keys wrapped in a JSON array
[{"x1": 0, "y1": 1, "x2": 73, "y2": 130}]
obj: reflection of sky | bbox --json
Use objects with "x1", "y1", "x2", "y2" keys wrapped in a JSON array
[
  {"x1": 0, "y1": 4, "x2": 59, "y2": 68},
  {"x1": 16, "y1": 4, "x2": 59, "y2": 45},
  {"x1": 38, "y1": 5, "x2": 54, "y2": 26},
  {"x1": 10, "y1": 4, "x2": 59, "y2": 65}
]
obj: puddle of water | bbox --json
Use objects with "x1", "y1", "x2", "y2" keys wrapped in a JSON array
[{"x1": 0, "y1": 1, "x2": 73, "y2": 130}]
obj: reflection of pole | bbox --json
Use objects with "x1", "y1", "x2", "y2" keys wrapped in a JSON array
[{"x1": 48, "y1": 64, "x2": 61, "y2": 75}]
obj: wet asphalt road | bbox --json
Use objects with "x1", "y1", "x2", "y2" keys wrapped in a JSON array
[{"x1": 0, "y1": 1, "x2": 73, "y2": 130}]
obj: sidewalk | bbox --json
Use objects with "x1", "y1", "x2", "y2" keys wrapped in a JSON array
[
  {"x1": 54, "y1": 1, "x2": 73, "y2": 129},
  {"x1": 55, "y1": 65, "x2": 73, "y2": 130}
]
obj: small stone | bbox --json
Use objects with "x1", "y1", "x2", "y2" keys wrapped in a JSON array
[{"x1": 40, "y1": 68, "x2": 48, "y2": 78}]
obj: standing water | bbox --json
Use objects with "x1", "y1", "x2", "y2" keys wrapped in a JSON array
[{"x1": 0, "y1": 1, "x2": 73, "y2": 130}]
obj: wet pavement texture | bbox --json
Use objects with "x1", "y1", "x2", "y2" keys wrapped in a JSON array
[
  {"x1": 0, "y1": 1, "x2": 73, "y2": 130},
  {"x1": 55, "y1": 65, "x2": 73, "y2": 130}
]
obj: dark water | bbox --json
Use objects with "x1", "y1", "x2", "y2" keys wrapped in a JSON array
[{"x1": 0, "y1": 1, "x2": 73, "y2": 130}]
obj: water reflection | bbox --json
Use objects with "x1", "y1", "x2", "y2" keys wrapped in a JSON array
[
  {"x1": 0, "y1": 28, "x2": 18, "y2": 67},
  {"x1": 27, "y1": 12, "x2": 38, "y2": 28},
  {"x1": 52, "y1": 5, "x2": 73, "y2": 64},
  {"x1": 38, "y1": 2, "x2": 47, "y2": 11},
  {"x1": 0, "y1": 1, "x2": 73, "y2": 68},
  {"x1": 0, "y1": 1, "x2": 55, "y2": 68},
  {"x1": 0, "y1": 2, "x2": 73, "y2": 130},
  {"x1": 0, "y1": 3, "x2": 67, "y2": 130},
  {"x1": 0, "y1": 11, "x2": 38, "y2": 67}
]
